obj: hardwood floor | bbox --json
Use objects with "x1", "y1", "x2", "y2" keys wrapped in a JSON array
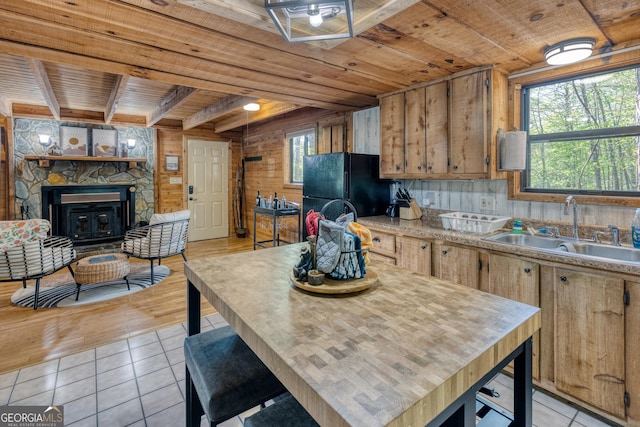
[{"x1": 0, "y1": 236, "x2": 254, "y2": 374}]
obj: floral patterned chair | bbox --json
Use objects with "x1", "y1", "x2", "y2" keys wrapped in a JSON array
[{"x1": 0, "y1": 219, "x2": 76, "y2": 309}]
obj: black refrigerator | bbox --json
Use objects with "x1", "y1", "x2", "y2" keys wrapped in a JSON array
[{"x1": 302, "y1": 153, "x2": 389, "y2": 237}]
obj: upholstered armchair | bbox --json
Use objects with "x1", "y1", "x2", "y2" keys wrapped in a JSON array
[
  {"x1": 121, "y1": 210, "x2": 190, "y2": 283},
  {"x1": 0, "y1": 219, "x2": 76, "y2": 310}
]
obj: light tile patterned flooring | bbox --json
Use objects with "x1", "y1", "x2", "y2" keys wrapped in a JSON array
[{"x1": 0, "y1": 313, "x2": 619, "y2": 427}]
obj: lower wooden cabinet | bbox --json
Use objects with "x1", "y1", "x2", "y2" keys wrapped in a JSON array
[
  {"x1": 627, "y1": 280, "x2": 640, "y2": 423},
  {"x1": 553, "y1": 267, "x2": 626, "y2": 419},
  {"x1": 479, "y1": 252, "x2": 540, "y2": 381},
  {"x1": 397, "y1": 235, "x2": 431, "y2": 275},
  {"x1": 431, "y1": 242, "x2": 479, "y2": 288}
]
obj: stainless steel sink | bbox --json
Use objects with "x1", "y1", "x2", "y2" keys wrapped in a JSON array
[
  {"x1": 484, "y1": 233, "x2": 566, "y2": 250},
  {"x1": 568, "y1": 242, "x2": 640, "y2": 263},
  {"x1": 484, "y1": 232, "x2": 640, "y2": 264}
]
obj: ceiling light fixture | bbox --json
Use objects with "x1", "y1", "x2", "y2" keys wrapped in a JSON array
[
  {"x1": 265, "y1": 0, "x2": 354, "y2": 43},
  {"x1": 544, "y1": 38, "x2": 596, "y2": 65},
  {"x1": 243, "y1": 103, "x2": 260, "y2": 111}
]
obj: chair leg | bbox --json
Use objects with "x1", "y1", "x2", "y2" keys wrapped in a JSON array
[
  {"x1": 22, "y1": 279, "x2": 27, "y2": 289},
  {"x1": 67, "y1": 264, "x2": 75, "y2": 278},
  {"x1": 125, "y1": 276, "x2": 130, "y2": 290},
  {"x1": 182, "y1": 252, "x2": 187, "y2": 262},
  {"x1": 150, "y1": 260, "x2": 154, "y2": 284},
  {"x1": 33, "y1": 278, "x2": 41, "y2": 310},
  {"x1": 186, "y1": 366, "x2": 205, "y2": 427},
  {"x1": 75, "y1": 283, "x2": 81, "y2": 301}
]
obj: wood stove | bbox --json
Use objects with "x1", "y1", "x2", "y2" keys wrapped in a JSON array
[{"x1": 41, "y1": 185, "x2": 135, "y2": 245}]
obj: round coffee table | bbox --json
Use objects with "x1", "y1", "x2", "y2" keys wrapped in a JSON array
[{"x1": 74, "y1": 253, "x2": 130, "y2": 301}]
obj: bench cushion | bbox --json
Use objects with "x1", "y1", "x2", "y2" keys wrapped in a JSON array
[
  {"x1": 244, "y1": 394, "x2": 319, "y2": 427},
  {"x1": 184, "y1": 326, "x2": 286, "y2": 424}
]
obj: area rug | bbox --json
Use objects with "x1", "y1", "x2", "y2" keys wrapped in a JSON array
[{"x1": 11, "y1": 264, "x2": 170, "y2": 308}]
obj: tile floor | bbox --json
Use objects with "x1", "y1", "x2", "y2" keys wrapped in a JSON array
[{"x1": 0, "y1": 313, "x2": 620, "y2": 427}]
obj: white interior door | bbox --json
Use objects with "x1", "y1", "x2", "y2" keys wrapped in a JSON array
[{"x1": 187, "y1": 139, "x2": 229, "y2": 241}]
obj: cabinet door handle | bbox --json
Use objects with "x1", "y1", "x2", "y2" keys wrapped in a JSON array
[
  {"x1": 427, "y1": 165, "x2": 432, "y2": 171},
  {"x1": 420, "y1": 245, "x2": 427, "y2": 250},
  {"x1": 442, "y1": 250, "x2": 448, "y2": 255},
  {"x1": 560, "y1": 275, "x2": 568, "y2": 282},
  {"x1": 453, "y1": 165, "x2": 458, "y2": 170},
  {"x1": 524, "y1": 268, "x2": 531, "y2": 273},
  {"x1": 373, "y1": 237, "x2": 381, "y2": 243}
]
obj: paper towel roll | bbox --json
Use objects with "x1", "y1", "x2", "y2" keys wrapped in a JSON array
[{"x1": 500, "y1": 131, "x2": 527, "y2": 170}]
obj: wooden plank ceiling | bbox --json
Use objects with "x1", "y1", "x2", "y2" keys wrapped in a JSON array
[{"x1": 0, "y1": 0, "x2": 638, "y2": 131}]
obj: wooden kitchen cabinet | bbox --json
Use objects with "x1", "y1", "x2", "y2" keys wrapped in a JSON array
[
  {"x1": 479, "y1": 252, "x2": 540, "y2": 380},
  {"x1": 431, "y1": 242, "x2": 479, "y2": 288},
  {"x1": 554, "y1": 267, "x2": 626, "y2": 419},
  {"x1": 448, "y1": 70, "x2": 490, "y2": 176},
  {"x1": 627, "y1": 280, "x2": 640, "y2": 424},
  {"x1": 379, "y1": 66, "x2": 506, "y2": 180},
  {"x1": 369, "y1": 228, "x2": 397, "y2": 265},
  {"x1": 397, "y1": 235, "x2": 431, "y2": 275},
  {"x1": 379, "y1": 82, "x2": 448, "y2": 178},
  {"x1": 379, "y1": 92, "x2": 405, "y2": 177}
]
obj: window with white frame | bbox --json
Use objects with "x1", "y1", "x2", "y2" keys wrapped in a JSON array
[
  {"x1": 287, "y1": 129, "x2": 316, "y2": 184},
  {"x1": 521, "y1": 64, "x2": 640, "y2": 195}
]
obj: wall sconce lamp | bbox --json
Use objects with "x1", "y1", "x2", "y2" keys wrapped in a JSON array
[
  {"x1": 243, "y1": 103, "x2": 260, "y2": 111},
  {"x1": 544, "y1": 38, "x2": 595, "y2": 65},
  {"x1": 38, "y1": 133, "x2": 51, "y2": 147},
  {"x1": 265, "y1": 0, "x2": 354, "y2": 43},
  {"x1": 126, "y1": 138, "x2": 136, "y2": 149}
]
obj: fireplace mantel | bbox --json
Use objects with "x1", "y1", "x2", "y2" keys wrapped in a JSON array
[{"x1": 24, "y1": 155, "x2": 147, "y2": 169}]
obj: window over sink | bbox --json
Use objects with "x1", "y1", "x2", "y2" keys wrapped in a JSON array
[{"x1": 521, "y1": 64, "x2": 640, "y2": 196}]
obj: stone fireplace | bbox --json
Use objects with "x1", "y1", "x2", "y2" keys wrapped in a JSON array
[
  {"x1": 41, "y1": 184, "x2": 136, "y2": 245},
  {"x1": 13, "y1": 118, "x2": 155, "y2": 230}
]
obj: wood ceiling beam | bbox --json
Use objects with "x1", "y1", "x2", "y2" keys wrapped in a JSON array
[
  {"x1": 147, "y1": 86, "x2": 198, "y2": 126},
  {"x1": 214, "y1": 101, "x2": 301, "y2": 133},
  {"x1": 104, "y1": 74, "x2": 130, "y2": 124},
  {"x1": 183, "y1": 95, "x2": 258, "y2": 130},
  {"x1": 0, "y1": 39, "x2": 358, "y2": 112},
  {"x1": 26, "y1": 58, "x2": 60, "y2": 120},
  {"x1": 0, "y1": 4, "x2": 380, "y2": 107},
  {"x1": 0, "y1": 91, "x2": 11, "y2": 117}
]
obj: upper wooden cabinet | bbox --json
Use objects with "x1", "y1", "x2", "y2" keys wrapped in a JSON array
[{"x1": 379, "y1": 66, "x2": 507, "y2": 180}]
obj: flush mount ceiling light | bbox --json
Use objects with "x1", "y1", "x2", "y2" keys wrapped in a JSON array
[
  {"x1": 544, "y1": 38, "x2": 596, "y2": 65},
  {"x1": 243, "y1": 103, "x2": 260, "y2": 111},
  {"x1": 265, "y1": 0, "x2": 354, "y2": 43}
]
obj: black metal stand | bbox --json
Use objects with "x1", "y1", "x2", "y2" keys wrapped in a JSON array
[{"x1": 253, "y1": 206, "x2": 301, "y2": 250}]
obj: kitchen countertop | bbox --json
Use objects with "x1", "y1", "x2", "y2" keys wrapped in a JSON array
[{"x1": 359, "y1": 214, "x2": 640, "y2": 277}]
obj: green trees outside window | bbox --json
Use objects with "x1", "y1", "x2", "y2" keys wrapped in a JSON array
[
  {"x1": 288, "y1": 129, "x2": 316, "y2": 184},
  {"x1": 523, "y1": 65, "x2": 640, "y2": 194}
]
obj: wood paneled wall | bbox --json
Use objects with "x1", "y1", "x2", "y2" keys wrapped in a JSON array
[
  {"x1": 241, "y1": 108, "x2": 350, "y2": 243},
  {"x1": 0, "y1": 116, "x2": 8, "y2": 220}
]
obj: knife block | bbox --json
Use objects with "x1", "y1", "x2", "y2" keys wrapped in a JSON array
[{"x1": 400, "y1": 199, "x2": 422, "y2": 220}]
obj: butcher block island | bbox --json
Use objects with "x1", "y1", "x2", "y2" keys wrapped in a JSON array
[{"x1": 185, "y1": 243, "x2": 541, "y2": 427}]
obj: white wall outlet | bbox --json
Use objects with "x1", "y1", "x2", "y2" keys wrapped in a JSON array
[
  {"x1": 424, "y1": 191, "x2": 438, "y2": 207},
  {"x1": 480, "y1": 196, "x2": 496, "y2": 212}
]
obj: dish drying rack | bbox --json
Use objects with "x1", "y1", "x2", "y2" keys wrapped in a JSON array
[{"x1": 439, "y1": 212, "x2": 511, "y2": 234}]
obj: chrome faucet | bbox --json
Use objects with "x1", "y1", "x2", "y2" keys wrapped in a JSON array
[
  {"x1": 608, "y1": 225, "x2": 621, "y2": 246},
  {"x1": 563, "y1": 195, "x2": 579, "y2": 240}
]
